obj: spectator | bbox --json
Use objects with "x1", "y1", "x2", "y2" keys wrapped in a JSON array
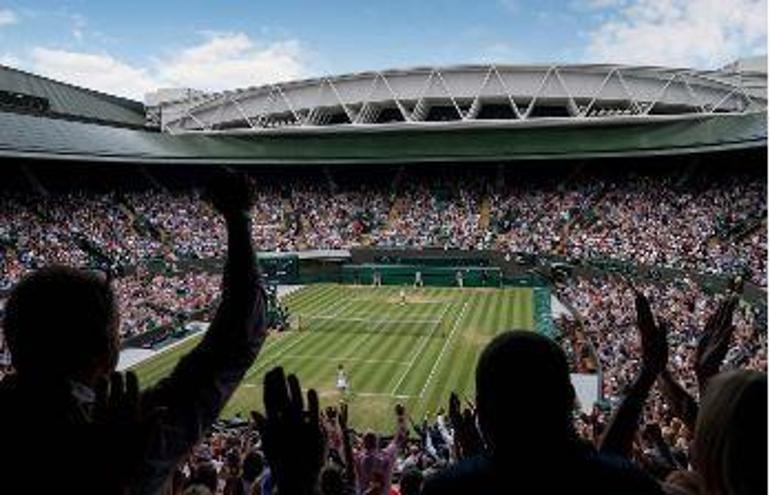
[
  {"x1": 0, "y1": 174, "x2": 265, "y2": 493},
  {"x1": 399, "y1": 467, "x2": 424, "y2": 495},
  {"x1": 422, "y1": 331, "x2": 662, "y2": 494},
  {"x1": 682, "y1": 370, "x2": 766, "y2": 495},
  {"x1": 353, "y1": 407, "x2": 407, "y2": 495}
]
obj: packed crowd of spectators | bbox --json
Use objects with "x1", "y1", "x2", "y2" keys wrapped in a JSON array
[
  {"x1": 555, "y1": 275, "x2": 767, "y2": 473},
  {"x1": 0, "y1": 194, "x2": 91, "y2": 290},
  {"x1": 128, "y1": 191, "x2": 223, "y2": 260},
  {"x1": 0, "y1": 170, "x2": 765, "y2": 494},
  {"x1": 2, "y1": 167, "x2": 764, "y2": 288},
  {"x1": 493, "y1": 175, "x2": 603, "y2": 255},
  {"x1": 0, "y1": 165, "x2": 765, "y2": 340},
  {"x1": 170, "y1": 403, "x2": 443, "y2": 495},
  {"x1": 113, "y1": 270, "x2": 220, "y2": 338},
  {"x1": 378, "y1": 178, "x2": 490, "y2": 250},
  {"x1": 561, "y1": 173, "x2": 767, "y2": 283},
  {"x1": 110, "y1": 184, "x2": 392, "y2": 257},
  {"x1": 278, "y1": 184, "x2": 392, "y2": 250}
]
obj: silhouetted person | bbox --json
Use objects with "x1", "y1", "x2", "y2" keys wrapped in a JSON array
[
  {"x1": 400, "y1": 467, "x2": 424, "y2": 495},
  {"x1": 319, "y1": 464, "x2": 347, "y2": 495},
  {"x1": 422, "y1": 331, "x2": 662, "y2": 495},
  {"x1": 0, "y1": 176, "x2": 265, "y2": 494},
  {"x1": 240, "y1": 450, "x2": 265, "y2": 494},
  {"x1": 664, "y1": 370, "x2": 767, "y2": 495}
]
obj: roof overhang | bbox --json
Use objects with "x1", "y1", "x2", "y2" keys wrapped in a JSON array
[
  {"x1": 0, "y1": 110, "x2": 765, "y2": 165},
  {"x1": 158, "y1": 63, "x2": 767, "y2": 134}
]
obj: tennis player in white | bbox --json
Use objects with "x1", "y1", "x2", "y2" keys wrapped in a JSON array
[{"x1": 336, "y1": 363, "x2": 349, "y2": 396}]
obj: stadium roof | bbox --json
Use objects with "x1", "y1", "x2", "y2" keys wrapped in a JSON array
[
  {"x1": 157, "y1": 63, "x2": 767, "y2": 134},
  {"x1": 0, "y1": 64, "x2": 146, "y2": 129},
  {"x1": 0, "y1": 62, "x2": 765, "y2": 165},
  {"x1": 0, "y1": 109, "x2": 765, "y2": 164}
]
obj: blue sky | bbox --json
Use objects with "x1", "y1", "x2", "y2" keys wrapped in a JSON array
[{"x1": 0, "y1": 0, "x2": 766, "y2": 99}]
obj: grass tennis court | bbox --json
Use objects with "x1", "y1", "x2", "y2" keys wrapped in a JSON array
[{"x1": 132, "y1": 284, "x2": 535, "y2": 431}]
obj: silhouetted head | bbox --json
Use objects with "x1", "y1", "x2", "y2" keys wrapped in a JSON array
[
  {"x1": 191, "y1": 462, "x2": 218, "y2": 493},
  {"x1": 476, "y1": 331, "x2": 575, "y2": 457},
  {"x1": 320, "y1": 464, "x2": 346, "y2": 495},
  {"x1": 368, "y1": 471, "x2": 386, "y2": 493},
  {"x1": 3, "y1": 266, "x2": 119, "y2": 385},
  {"x1": 399, "y1": 467, "x2": 424, "y2": 495},
  {"x1": 241, "y1": 450, "x2": 264, "y2": 483},
  {"x1": 693, "y1": 370, "x2": 767, "y2": 495},
  {"x1": 363, "y1": 430, "x2": 378, "y2": 451}
]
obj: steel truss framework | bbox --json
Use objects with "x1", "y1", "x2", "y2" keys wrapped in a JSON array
[{"x1": 158, "y1": 64, "x2": 767, "y2": 134}]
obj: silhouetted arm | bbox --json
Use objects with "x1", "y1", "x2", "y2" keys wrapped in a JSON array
[
  {"x1": 339, "y1": 403, "x2": 357, "y2": 492},
  {"x1": 409, "y1": 415, "x2": 427, "y2": 443},
  {"x1": 657, "y1": 369, "x2": 698, "y2": 431},
  {"x1": 252, "y1": 367, "x2": 325, "y2": 495},
  {"x1": 135, "y1": 176, "x2": 265, "y2": 494},
  {"x1": 599, "y1": 373, "x2": 657, "y2": 458},
  {"x1": 384, "y1": 404, "x2": 408, "y2": 456},
  {"x1": 695, "y1": 297, "x2": 737, "y2": 395},
  {"x1": 642, "y1": 423, "x2": 682, "y2": 472},
  {"x1": 599, "y1": 292, "x2": 667, "y2": 457}
]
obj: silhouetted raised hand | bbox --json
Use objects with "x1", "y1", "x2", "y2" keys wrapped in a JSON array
[
  {"x1": 395, "y1": 402, "x2": 406, "y2": 420},
  {"x1": 635, "y1": 291, "x2": 668, "y2": 379},
  {"x1": 600, "y1": 292, "x2": 668, "y2": 456},
  {"x1": 93, "y1": 371, "x2": 164, "y2": 493},
  {"x1": 338, "y1": 402, "x2": 357, "y2": 492},
  {"x1": 695, "y1": 296, "x2": 737, "y2": 393},
  {"x1": 252, "y1": 367, "x2": 325, "y2": 495},
  {"x1": 655, "y1": 297, "x2": 738, "y2": 433},
  {"x1": 657, "y1": 369, "x2": 698, "y2": 431},
  {"x1": 204, "y1": 171, "x2": 254, "y2": 219},
  {"x1": 448, "y1": 392, "x2": 483, "y2": 459},
  {"x1": 642, "y1": 423, "x2": 681, "y2": 472},
  {"x1": 338, "y1": 402, "x2": 348, "y2": 431}
]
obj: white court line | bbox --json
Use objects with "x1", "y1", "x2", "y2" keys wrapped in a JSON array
[
  {"x1": 297, "y1": 316, "x2": 442, "y2": 325},
  {"x1": 243, "y1": 287, "x2": 342, "y2": 360},
  {"x1": 250, "y1": 325, "x2": 302, "y2": 358},
  {"x1": 283, "y1": 284, "x2": 335, "y2": 312},
  {"x1": 390, "y1": 301, "x2": 454, "y2": 395},
  {"x1": 317, "y1": 286, "x2": 425, "y2": 361},
  {"x1": 250, "y1": 307, "x2": 362, "y2": 379},
  {"x1": 356, "y1": 392, "x2": 414, "y2": 398},
  {"x1": 418, "y1": 300, "x2": 471, "y2": 398},
  {"x1": 281, "y1": 354, "x2": 411, "y2": 366},
  {"x1": 244, "y1": 296, "x2": 362, "y2": 381},
  {"x1": 238, "y1": 387, "x2": 415, "y2": 399},
  {"x1": 243, "y1": 328, "x2": 316, "y2": 380},
  {"x1": 313, "y1": 291, "x2": 360, "y2": 319},
  {"x1": 327, "y1": 308, "x2": 397, "y2": 363}
]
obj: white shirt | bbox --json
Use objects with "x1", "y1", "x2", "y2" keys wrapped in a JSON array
[{"x1": 337, "y1": 369, "x2": 348, "y2": 388}]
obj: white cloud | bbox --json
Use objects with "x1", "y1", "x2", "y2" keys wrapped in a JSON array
[
  {"x1": 0, "y1": 8, "x2": 18, "y2": 26},
  {"x1": 30, "y1": 48, "x2": 159, "y2": 98},
  {"x1": 26, "y1": 32, "x2": 307, "y2": 99},
  {"x1": 585, "y1": 0, "x2": 767, "y2": 68},
  {"x1": 156, "y1": 32, "x2": 306, "y2": 91},
  {"x1": 0, "y1": 53, "x2": 20, "y2": 66}
]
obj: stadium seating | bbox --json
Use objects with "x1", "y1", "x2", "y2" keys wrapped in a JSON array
[{"x1": 0, "y1": 159, "x2": 766, "y2": 494}]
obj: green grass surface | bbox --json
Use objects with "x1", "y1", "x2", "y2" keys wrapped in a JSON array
[{"x1": 132, "y1": 284, "x2": 534, "y2": 431}]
